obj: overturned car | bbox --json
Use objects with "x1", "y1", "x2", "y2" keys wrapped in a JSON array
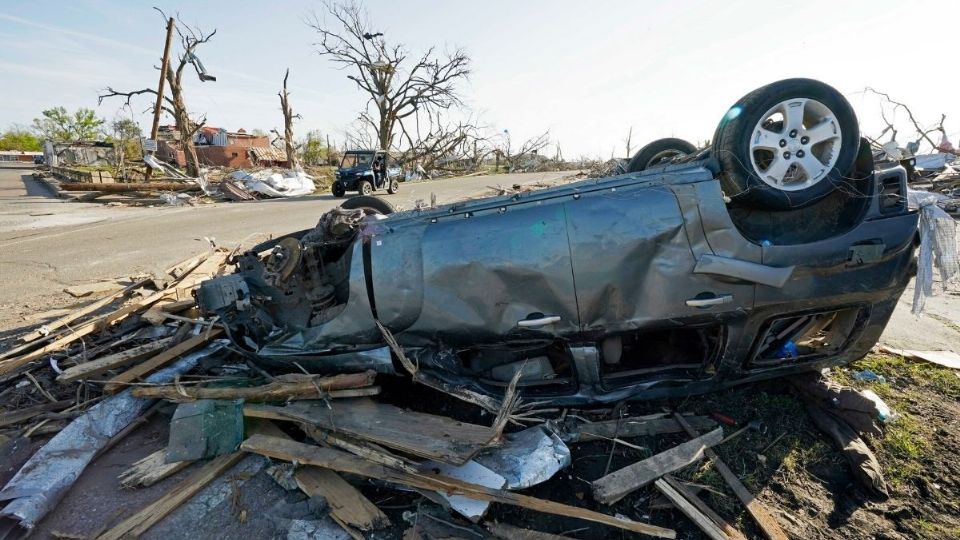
[{"x1": 198, "y1": 79, "x2": 918, "y2": 405}]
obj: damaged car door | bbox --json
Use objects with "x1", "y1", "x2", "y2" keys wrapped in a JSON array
[
  {"x1": 564, "y1": 169, "x2": 756, "y2": 387},
  {"x1": 372, "y1": 200, "x2": 581, "y2": 346}
]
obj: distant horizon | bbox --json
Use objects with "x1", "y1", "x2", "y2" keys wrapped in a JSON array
[{"x1": 2, "y1": 0, "x2": 958, "y2": 158}]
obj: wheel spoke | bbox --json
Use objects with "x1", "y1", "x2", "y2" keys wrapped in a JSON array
[
  {"x1": 784, "y1": 100, "x2": 806, "y2": 133},
  {"x1": 764, "y1": 157, "x2": 791, "y2": 184},
  {"x1": 752, "y1": 128, "x2": 781, "y2": 150},
  {"x1": 796, "y1": 154, "x2": 826, "y2": 182},
  {"x1": 804, "y1": 121, "x2": 839, "y2": 145}
]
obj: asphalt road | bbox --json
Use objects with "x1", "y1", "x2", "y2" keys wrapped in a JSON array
[{"x1": 0, "y1": 167, "x2": 573, "y2": 315}]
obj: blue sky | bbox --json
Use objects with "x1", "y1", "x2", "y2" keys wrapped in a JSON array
[{"x1": 1, "y1": 0, "x2": 957, "y2": 157}]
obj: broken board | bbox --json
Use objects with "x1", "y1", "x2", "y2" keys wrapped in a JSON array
[{"x1": 244, "y1": 398, "x2": 497, "y2": 465}]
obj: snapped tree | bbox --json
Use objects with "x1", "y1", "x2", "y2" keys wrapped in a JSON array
[
  {"x1": 99, "y1": 8, "x2": 217, "y2": 177},
  {"x1": 307, "y1": 1, "x2": 470, "y2": 152},
  {"x1": 278, "y1": 69, "x2": 301, "y2": 170}
]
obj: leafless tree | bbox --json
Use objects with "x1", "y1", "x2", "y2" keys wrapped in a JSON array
[
  {"x1": 864, "y1": 87, "x2": 957, "y2": 156},
  {"x1": 623, "y1": 126, "x2": 634, "y2": 158},
  {"x1": 279, "y1": 69, "x2": 302, "y2": 170},
  {"x1": 306, "y1": 1, "x2": 470, "y2": 151},
  {"x1": 497, "y1": 130, "x2": 550, "y2": 171},
  {"x1": 99, "y1": 8, "x2": 217, "y2": 177}
]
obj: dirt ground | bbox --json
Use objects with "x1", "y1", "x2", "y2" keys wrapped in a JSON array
[{"x1": 1, "y1": 280, "x2": 959, "y2": 539}]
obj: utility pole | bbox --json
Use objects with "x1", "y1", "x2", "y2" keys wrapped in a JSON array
[{"x1": 145, "y1": 17, "x2": 175, "y2": 181}]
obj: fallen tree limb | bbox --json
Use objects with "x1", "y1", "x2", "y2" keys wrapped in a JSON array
[{"x1": 241, "y1": 434, "x2": 676, "y2": 538}]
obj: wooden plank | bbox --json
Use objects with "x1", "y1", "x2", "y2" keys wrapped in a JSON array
[
  {"x1": 16, "y1": 277, "x2": 152, "y2": 344},
  {"x1": 56, "y1": 338, "x2": 175, "y2": 384},
  {"x1": 592, "y1": 427, "x2": 723, "y2": 505},
  {"x1": 578, "y1": 415, "x2": 717, "y2": 441},
  {"x1": 661, "y1": 476, "x2": 747, "y2": 540},
  {"x1": 673, "y1": 414, "x2": 788, "y2": 540},
  {"x1": 487, "y1": 522, "x2": 573, "y2": 540},
  {"x1": 96, "y1": 451, "x2": 244, "y2": 540},
  {"x1": 119, "y1": 449, "x2": 193, "y2": 488},
  {"x1": 654, "y1": 477, "x2": 729, "y2": 540},
  {"x1": 241, "y1": 434, "x2": 676, "y2": 539},
  {"x1": 295, "y1": 467, "x2": 390, "y2": 531},
  {"x1": 131, "y1": 370, "x2": 376, "y2": 402},
  {"x1": 244, "y1": 398, "x2": 496, "y2": 465},
  {"x1": 103, "y1": 328, "x2": 222, "y2": 394},
  {"x1": 0, "y1": 400, "x2": 73, "y2": 428},
  {"x1": 303, "y1": 425, "x2": 420, "y2": 473},
  {"x1": 64, "y1": 278, "x2": 134, "y2": 298}
]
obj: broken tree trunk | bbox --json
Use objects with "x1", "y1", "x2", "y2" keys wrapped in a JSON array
[
  {"x1": 131, "y1": 370, "x2": 377, "y2": 402},
  {"x1": 241, "y1": 435, "x2": 676, "y2": 538},
  {"x1": 592, "y1": 427, "x2": 723, "y2": 505},
  {"x1": 279, "y1": 68, "x2": 301, "y2": 171}
]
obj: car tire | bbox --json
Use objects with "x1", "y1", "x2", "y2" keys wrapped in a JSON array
[
  {"x1": 627, "y1": 138, "x2": 697, "y2": 172},
  {"x1": 387, "y1": 179, "x2": 399, "y2": 194},
  {"x1": 340, "y1": 195, "x2": 396, "y2": 215},
  {"x1": 713, "y1": 78, "x2": 859, "y2": 210},
  {"x1": 331, "y1": 181, "x2": 345, "y2": 198},
  {"x1": 358, "y1": 180, "x2": 373, "y2": 196}
]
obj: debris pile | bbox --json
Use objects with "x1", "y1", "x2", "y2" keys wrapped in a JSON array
[{"x1": 0, "y1": 246, "x2": 915, "y2": 540}]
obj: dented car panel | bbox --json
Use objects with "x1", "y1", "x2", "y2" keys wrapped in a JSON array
[{"x1": 198, "y1": 158, "x2": 918, "y2": 404}]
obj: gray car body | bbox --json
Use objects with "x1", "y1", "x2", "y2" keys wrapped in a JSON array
[{"x1": 199, "y1": 158, "x2": 917, "y2": 404}]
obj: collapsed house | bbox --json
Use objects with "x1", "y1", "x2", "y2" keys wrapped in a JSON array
[{"x1": 157, "y1": 125, "x2": 290, "y2": 169}]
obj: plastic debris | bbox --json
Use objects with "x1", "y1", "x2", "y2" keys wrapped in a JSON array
[
  {"x1": 908, "y1": 189, "x2": 959, "y2": 315},
  {"x1": 852, "y1": 369, "x2": 887, "y2": 384},
  {"x1": 229, "y1": 169, "x2": 316, "y2": 198},
  {"x1": 861, "y1": 389, "x2": 895, "y2": 424},
  {"x1": 474, "y1": 425, "x2": 571, "y2": 490}
]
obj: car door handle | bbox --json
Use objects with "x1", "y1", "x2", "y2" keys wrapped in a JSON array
[
  {"x1": 686, "y1": 294, "x2": 733, "y2": 308},
  {"x1": 517, "y1": 316, "x2": 561, "y2": 327}
]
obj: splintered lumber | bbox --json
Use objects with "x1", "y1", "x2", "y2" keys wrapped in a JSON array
[
  {"x1": 658, "y1": 476, "x2": 746, "y2": 540},
  {"x1": 295, "y1": 466, "x2": 390, "y2": 531},
  {"x1": 119, "y1": 449, "x2": 193, "y2": 488},
  {"x1": 0, "y1": 400, "x2": 73, "y2": 428},
  {"x1": 64, "y1": 278, "x2": 135, "y2": 298},
  {"x1": 241, "y1": 435, "x2": 676, "y2": 538},
  {"x1": 56, "y1": 338, "x2": 175, "y2": 384},
  {"x1": 578, "y1": 415, "x2": 717, "y2": 441},
  {"x1": 16, "y1": 277, "x2": 153, "y2": 345},
  {"x1": 96, "y1": 451, "x2": 244, "y2": 540},
  {"x1": 244, "y1": 398, "x2": 497, "y2": 465},
  {"x1": 131, "y1": 370, "x2": 377, "y2": 402},
  {"x1": 487, "y1": 522, "x2": 573, "y2": 540},
  {"x1": 103, "y1": 328, "x2": 223, "y2": 394},
  {"x1": 654, "y1": 477, "x2": 729, "y2": 540},
  {"x1": 592, "y1": 427, "x2": 723, "y2": 504},
  {"x1": 303, "y1": 425, "x2": 420, "y2": 473},
  {"x1": 674, "y1": 414, "x2": 788, "y2": 540}
]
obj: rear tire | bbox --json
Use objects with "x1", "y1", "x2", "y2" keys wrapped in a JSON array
[
  {"x1": 340, "y1": 195, "x2": 395, "y2": 215},
  {"x1": 358, "y1": 180, "x2": 373, "y2": 196},
  {"x1": 387, "y1": 179, "x2": 399, "y2": 194},
  {"x1": 331, "y1": 181, "x2": 345, "y2": 198},
  {"x1": 627, "y1": 138, "x2": 697, "y2": 172},
  {"x1": 713, "y1": 78, "x2": 859, "y2": 210}
]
